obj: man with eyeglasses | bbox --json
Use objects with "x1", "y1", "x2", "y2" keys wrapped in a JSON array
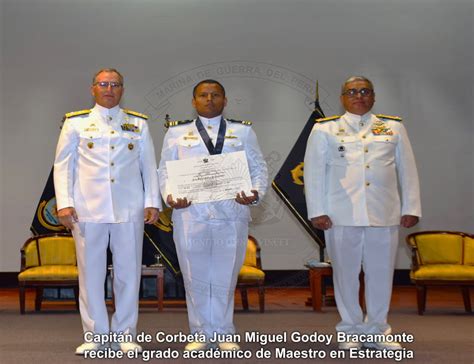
[
  {"x1": 54, "y1": 68, "x2": 161, "y2": 355},
  {"x1": 304, "y1": 76, "x2": 421, "y2": 351}
]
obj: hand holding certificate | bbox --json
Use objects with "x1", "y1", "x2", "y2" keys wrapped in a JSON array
[{"x1": 166, "y1": 151, "x2": 253, "y2": 204}]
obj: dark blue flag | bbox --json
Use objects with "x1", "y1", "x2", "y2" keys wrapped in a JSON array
[
  {"x1": 30, "y1": 167, "x2": 67, "y2": 236},
  {"x1": 272, "y1": 95, "x2": 326, "y2": 260}
]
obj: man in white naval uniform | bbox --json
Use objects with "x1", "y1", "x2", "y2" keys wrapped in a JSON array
[
  {"x1": 54, "y1": 68, "x2": 161, "y2": 355},
  {"x1": 304, "y1": 76, "x2": 421, "y2": 350},
  {"x1": 158, "y1": 80, "x2": 268, "y2": 351}
]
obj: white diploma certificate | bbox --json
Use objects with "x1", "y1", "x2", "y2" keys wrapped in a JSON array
[{"x1": 166, "y1": 151, "x2": 253, "y2": 204}]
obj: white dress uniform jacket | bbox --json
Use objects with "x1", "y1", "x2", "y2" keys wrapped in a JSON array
[
  {"x1": 158, "y1": 117, "x2": 268, "y2": 219},
  {"x1": 304, "y1": 112, "x2": 421, "y2": 226},
  {"x1": 54, "y1": 104, "x2": 161, "y2": 219}
]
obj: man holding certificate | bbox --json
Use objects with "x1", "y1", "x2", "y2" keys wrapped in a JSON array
[{"x1": 158, "y1": 79, "x2": 268, "y2": 351}]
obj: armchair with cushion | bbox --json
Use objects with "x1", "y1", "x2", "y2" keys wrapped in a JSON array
[
  {"x1": 406, "y1": 230, "x2": 474, "y2": 315},
  {"x1": 18, "y1": 233, "x2": 79, "y2": 314},
  {"x1": 237, "y1": 235, "x2": 265, "y2": 313}
]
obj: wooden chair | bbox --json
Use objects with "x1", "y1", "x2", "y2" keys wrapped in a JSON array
[
  {"x1": 18, "y1": 233, "x2": 79, "y2": 314},
  {"x1": 406, "y1": 231, "x2": 474, "y2": 315},
  {"x1": 237, "y1": 235, "x2": 265, "y2": 312}
]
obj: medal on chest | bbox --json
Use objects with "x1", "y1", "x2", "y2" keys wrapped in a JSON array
[
  {"x1": 372, "y1": 121, "x2": 393, "y2": 135},
  {"x1": 338, "y1": 145, "x2": 345, "y2": 157}
]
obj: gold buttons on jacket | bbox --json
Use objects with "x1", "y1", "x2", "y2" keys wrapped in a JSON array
[
  {"x1": 110, "y1": 130, "x2": 115, "y2": 134},
  {"x1": 111, "y1": 178, "x2": 115, "y2": 183},
  {"x1": 366, "y1": 165, "x2": 370, "y2": 169},
  {"x1": 87, "y1": 142, "x2": 94, "y2": 149},
  {"x1": 366, "y1": 182, "x2": 370, "y2": 186},
  {"x1": 111, "y1": 145, "x2": 115, "y2": 150},
  {"x1": 111, "y1": 162, "x2": 115, "y2": 166},
  {"x1": 362, "y1": 135, "x2": 366, "y2": 139},
  {"x1": 128, "y1": 143, "x2": 134, "y2": 150},
  {"x1": 365, "y1": 148, "x2": 368, "y2": 153}
]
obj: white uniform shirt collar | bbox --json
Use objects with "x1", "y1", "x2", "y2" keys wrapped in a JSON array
[
  {"x1": 198, "y1": 114, "x2": 222, "y2": 128},
  {"x1": 343, "y1": 111, "x2": 372, "y2": 123},
  {"x1": 94, "y1": 104, "x2": 121, "y2": 120},
  {"x1": 343, "y1": 111, "x2": 373, "y2": 131}
]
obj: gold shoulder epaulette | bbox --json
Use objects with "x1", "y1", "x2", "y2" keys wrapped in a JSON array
[
  {"x1": 165, "y1": 119, "x2": 193, "y2": 128},
  {"x1": 316, "y1": 115, "x2": 340, "y2": 123},
  {"x1": 124, "y1": 109, "x2": 149, "y2": 120},
  {"x1": 376, "y1": 114, "x2": 402, "y2": 122},
  {"x1": 228, "y1": 119, "x2": 252, "y2": 126},
  {"x1": 64, "y1": 109, "x2": 91, "y2": 119}
]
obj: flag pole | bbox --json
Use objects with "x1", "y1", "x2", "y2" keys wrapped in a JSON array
[{"x1": 315, "y1": 80, "x2": 319, "y2": 105}]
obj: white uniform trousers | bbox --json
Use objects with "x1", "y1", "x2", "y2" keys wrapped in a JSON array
[
  {"x1": 173, "y1": 217, "x2": 248, "y2": 339},
  {"x1": 72, "y1": 222, "x2": 144, "y2": 336},
  {"x1": 325, "y1": 226, "x2": 399, "y2": 335}
]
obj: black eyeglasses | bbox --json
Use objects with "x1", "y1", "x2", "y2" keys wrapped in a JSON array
[
  {"x1": 342, "y1": 88, "x2": 373, "y2": 97},
  {"x1": 94, "y1": 81, "x2": 123, "y2": 89}
]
